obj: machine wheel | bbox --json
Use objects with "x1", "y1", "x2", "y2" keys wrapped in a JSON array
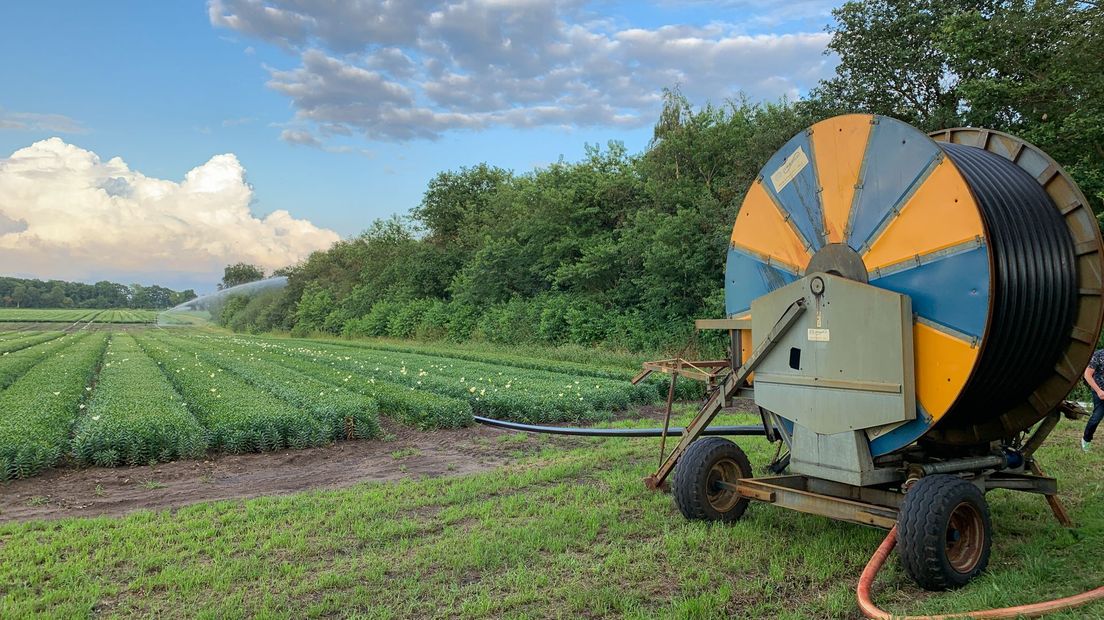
[
  {"x1": 673, "y1": 437, "x2": 752, "y2": 522},
  {"x1": 897, "y1": 474, "x2": 992, "y2": 590}
]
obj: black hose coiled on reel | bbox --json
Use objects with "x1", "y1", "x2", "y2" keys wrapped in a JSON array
[{"x1": 938, "y1": 143, "x2": 1078, "y2": 428}]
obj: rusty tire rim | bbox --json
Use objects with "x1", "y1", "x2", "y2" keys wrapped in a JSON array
[
  {"x1": 946, "y1": 501, "x2": 985, "y2": 573},
  {"x1": 705, "y1": 457, "x2": 742, "y2": 513}
]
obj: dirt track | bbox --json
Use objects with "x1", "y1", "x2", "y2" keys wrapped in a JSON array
[{"x1": 0, "y1": 420, "x2": 579, "y2": 523}]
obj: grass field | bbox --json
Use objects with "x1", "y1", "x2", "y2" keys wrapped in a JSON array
[{"x1": 0, "y1": 409, "x2": 1101, "y2": 619}]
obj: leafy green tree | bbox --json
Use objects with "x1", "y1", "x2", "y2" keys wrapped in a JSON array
[
  {"x1": 219, "y1": 263, "x2": 266, "y2": 290},
  {"x1": 937, "y1": 0, "x2": 1104, "y2": 207},
  {"x1": 811, "y1": 0, "x2": 969, "y2": 131},
  {"x1": 414, "y1": 164, "x2": 513, "y2": 248}
]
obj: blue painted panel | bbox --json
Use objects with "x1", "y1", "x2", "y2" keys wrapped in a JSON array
[
  {"x1": 761, "y1": 131, "x2": 824, "y2": 250},
  {"x1": 849, "y1": 117, "x2": 941, "y2": 249},
  {"x1": 868, "y1": 406, "x2": 934, "y2": 456},
  {"x1": 724, "y1": 248, "x2": 798, "y2": 316},
  {"x1": 870, "y1": 245, "x2": 990, "y2": 339}
]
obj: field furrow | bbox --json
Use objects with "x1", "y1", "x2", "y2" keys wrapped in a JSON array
[
  {"x1": 0, "y1": 333, "x2": 108, "y2": 480},
  {"x1": 73, "y1": 334, "x2": 207, "y2": 467}
]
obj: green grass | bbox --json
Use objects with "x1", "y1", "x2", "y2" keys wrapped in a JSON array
[{"x1": 1, "y1": 410, "x2": 1101, "y2": 618}]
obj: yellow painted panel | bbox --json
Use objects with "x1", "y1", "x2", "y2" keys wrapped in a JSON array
[
  {"x1": 913, "y1": 322, "x2": 978, "y2": 421},
  {"x1": 810, "y1": 114, "x2": 872, "y2": 243},
  {"x1": 732, "y1": 181, "x2": 810, "y2": 271},
  {"x1": 863, "y1": 159, "x2": 985, "y2": 271}
]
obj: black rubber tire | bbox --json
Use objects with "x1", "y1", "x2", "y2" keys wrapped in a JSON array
[
  {"x1": 672, "y1": 437, "x2": 753, "y2": 522},
  {"x1": 897, "y1": 474, "x2": 992, "y2": 591}
]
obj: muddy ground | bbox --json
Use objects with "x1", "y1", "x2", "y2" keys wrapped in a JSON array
[
  {"x1": 0, "y1": 401, "x2": 740, "y2": 524},
  {"x1": 0, "y1": 420, "x2": 584, "y2": 523}
]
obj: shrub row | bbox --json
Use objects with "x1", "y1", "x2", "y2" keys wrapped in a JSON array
[
  {"x1": 72, "y1": 334, "x2": 208, "y2": 467},
  {"x1": 219, "y1": 335, "x2": 653, "y2": 423},
  {"x1": 193, "y1": 335, "x2": 472, "y2": 429},
  {"x1": 146, "y1": 333, "x2": 381, "y2": 441},
  {"x1": 0, "y1": 331, "x2": 62, "y2": 355},
  {"x1": 311, "y1": 338, "x2": 705, "y2": 401},
  {"x1": 138, "y1": 339, "x2": 330, "y2": 454},
  {"x1": 0, "y1": 333, "x2": 84, "y2": 391},
  {"x1": 0, "y1": 333, "x2": 108, "y2": 480}
]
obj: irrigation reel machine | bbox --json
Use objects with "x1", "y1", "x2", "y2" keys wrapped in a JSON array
[{"x1": 629, "y1": 114, "x2": 1104, "y2": 592}]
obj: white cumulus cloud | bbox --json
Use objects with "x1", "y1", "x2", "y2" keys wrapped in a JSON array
[{"x1": 0, "y1": 138, "x2": 339, "y2": 288}]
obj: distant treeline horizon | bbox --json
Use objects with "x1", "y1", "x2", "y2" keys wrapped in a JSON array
[
  {"x1": 0, "y1": 276, "x2": 197, "y2": 310},
  {"x1": 156, "y1": 2, "x2": 1104, "y2": 350}
]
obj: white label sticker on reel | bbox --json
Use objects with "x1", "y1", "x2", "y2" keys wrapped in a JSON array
[
  {"x1": 770, "y1": 146, "x2": 809, "y2": 192},
  {"x1": 807, "y1": 328, "x2": 830, "y2": 342}
]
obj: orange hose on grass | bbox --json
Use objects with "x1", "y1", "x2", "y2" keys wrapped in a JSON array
[{"x1": 857, "y1": 526, "x2": 1104, "y2": 619}]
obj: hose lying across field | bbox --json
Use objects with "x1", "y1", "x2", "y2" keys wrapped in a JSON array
[
  {"x1": 472, "y1": 415, "x2": 766, "y2": 437},
  {"x1": 857, "y1": 526, "x2": 1104, "y2": 619}
]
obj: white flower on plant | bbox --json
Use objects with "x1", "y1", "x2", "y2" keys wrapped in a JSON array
[
  {"x1": 91, "y1": 415, "x2": 100, "y2": 421},
  {"x1": 52, "y1": 391, "x2": 60, "y2": 396},
  {"x1": 469, "y1": 386, "x2": 477, "y2": 393},
  {"x1": 79, "y1": 404, "x2": 86, "y2": 409},
  {"x1": 210, "y1": 388, "x2": 217, "y2": 393}
]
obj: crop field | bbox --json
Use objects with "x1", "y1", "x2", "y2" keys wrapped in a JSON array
[
  {"x1": 0, "y1": 329, "x2": 669, "y2": 481},
  {"x1": 0, "y1": 308, "x2": 160, "y2": 324}
]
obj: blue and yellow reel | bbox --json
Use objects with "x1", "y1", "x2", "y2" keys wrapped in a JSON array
[{"x1": 726, "y1": 115, "x2": 1104, "y2": 456}]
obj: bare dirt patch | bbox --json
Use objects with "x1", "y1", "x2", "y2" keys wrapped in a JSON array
[{"x1": 0, "y1": 419, "x2": 580, "y2": 523}]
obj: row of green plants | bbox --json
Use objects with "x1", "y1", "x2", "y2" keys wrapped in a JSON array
[
  {"x1": 215, "y1": 335, "x2": 656, "y2": 424},
  {"x1": 0, "y1": 309, "x2": 100, "y2": 322},
  {"x1": 187, "y1": 335, "x2": 472, "y2": 429},
  {"x1": 0, "y1": 333, "x2": 84, "y2": 391},
  {"x1": 0, "y1": 333, "x2": 107, "y2": 480},
  {"x1": 72, "y1": 334, "x2": 208, "y2": 467},
  {"x1": 306, "y1": 337, "x2": 705, "y2": 401},
  {"x1": 136, "y1": 339, "x2": 334, "y2": 454},
  {"x1": 0, "y1": 331, "x2": 62, "y2": 355},
  {"x1": 0, "y1": 329, "x2": 668, "y2": 479},
  {"x1": 145, "y1": 333, "x2": 381, "y2": 441},
  {"x1": 94, "y1": 310, "x2": 160, "y2": 324},
  {"x1": 0, "y1": 309, "x2": 165, "y2": 324}
]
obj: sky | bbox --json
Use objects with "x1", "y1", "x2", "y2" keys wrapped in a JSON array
[{"x1": 0, "y1": 0, "x2": 840, "y2": 292}]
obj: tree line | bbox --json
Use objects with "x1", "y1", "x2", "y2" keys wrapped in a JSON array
[
  {"x1": 217, "y1": 0, "x2": 1104, "y2": 352},
  {"x1": 0, "y1": 277, "x2": 196, "y2": 310}
]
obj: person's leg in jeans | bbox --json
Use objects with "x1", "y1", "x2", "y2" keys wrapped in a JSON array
[{"x1": 1085, "y1": 391, "x2": 1104, "y2": 446}]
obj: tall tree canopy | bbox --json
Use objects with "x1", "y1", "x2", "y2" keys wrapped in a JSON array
[{"x1": 219, "y1": 263, "x2": 266, "y2": 290}]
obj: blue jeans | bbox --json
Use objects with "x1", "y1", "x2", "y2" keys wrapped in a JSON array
[{"x1": 1087, "y1": 392, "x2": 1104, "y2": 442}]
